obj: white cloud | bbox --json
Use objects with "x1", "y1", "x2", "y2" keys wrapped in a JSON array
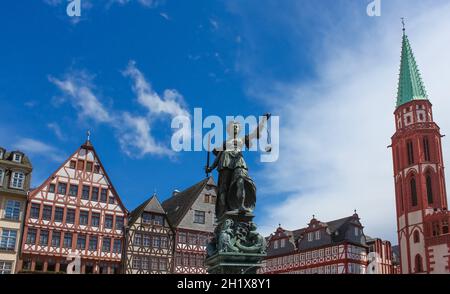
[
  {"x1": 241, "y1": 1, "x2": 450, "y2": 242},
  {"x1": 124, "y1": 61, "x2": 190, "y2": 118},
  {"x1": 49, "y1": 73, "x2": 112, "y2": 123},
  {"x1": 109, "y1": 0, "x2": 162, "y2": 8},
  {"x1": 47, "y1": 122, "x2": 65, "y2": 141},
  {"x1": 49, "y1": 62, "x2": 189, "y2": 158},
  {"x1": 14, "y1": 138, "x2": 65, "y2": 162}
]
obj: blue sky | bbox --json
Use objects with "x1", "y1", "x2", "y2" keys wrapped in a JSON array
[{"x1": 1, "y1": 0, "x2": 450, "y2": 242}]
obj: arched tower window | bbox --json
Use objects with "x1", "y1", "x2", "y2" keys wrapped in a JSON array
[
  {"x1": 426, "y1": 175, "x2": 434, "y2": 204},
  {"x1": 410, "y1": 178, "x2": 418, "y2": 207},
  {"x1": 407, "y1": 141, "x2": 415, "y2": 165},
  {"x1": 423, "y1": 137, "x2": 431, "y2": 161},
  {"x1": 415, "y1": 254, "x2": 423, "y2": 273},
  {"x1": 413, "y1": 230, "x2": 420, "y2": 243}
]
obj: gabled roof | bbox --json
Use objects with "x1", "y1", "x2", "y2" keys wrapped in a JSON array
[
  {"x1": 129, "y1": 194, "x2": 166, "y2": 226},
  {"x1": 29, "y1": 139, "x2": 127, "y2": 213},
  {"x1": 396, "y1": 31, "x2": 428, "y2": 107},
  {"x1": 162, "y1": 177, "x2": 215, "y2": 227}
]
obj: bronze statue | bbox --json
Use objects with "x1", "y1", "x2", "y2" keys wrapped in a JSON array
[{"x1": 206, "y1": 113, "x2": 271, "y2": 219}]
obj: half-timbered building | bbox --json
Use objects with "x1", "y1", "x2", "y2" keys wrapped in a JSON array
[
  {"x1": 0, "y1": 148, "x2": 32, "y2": 274},
  {"x1": 162, "y1": 177, "x2": 217, "y2": 274},
  {"x1": 17, "y1": 139, "x2": 127, "y2": 274},
  {"x1": 124, "y1": 194, "x2": 174, "y2": 274},
  {"x1": 259, "y1": 213, "x2": 376, "y2": 274}
]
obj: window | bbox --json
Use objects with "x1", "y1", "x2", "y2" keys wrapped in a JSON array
[
  {"x1": 54, "y1": 207, "x2": 64, "y2": 222},
  {"x1": 0, "y1": 261, "x2": 12, "y2": 274},
  {"x1": 307, "y1": 232, "x2": 313, "y2": 242},
  {"x1": 354, "y1": 227, "x2": 359, "y2": 236},
  {"x1": 100, "y1": 189, "x2": 108, "y2": 203},
  {"x1": 69, "y1": 184, "x2": 78, "y2": 197},
  {"x1": 143, "y1": 234, "x2": 151, "y2": 246},
  {"x1": 94, "y1": 165, "x2": 100, "y2": 173},
  {"x1": 160, "y1": 258, "x2": 168, "y2": 270},
  {"x1": 132, "y1": 256, "x2": 141, "y2": 269},
  {"x1": 63, "y1": 233, "x2": 72, "y2": 248},
  {"x1": 141, "y1": 257, "x2": 149, "y2": 270},
  {"x1": 42, "y1": 205, "x2": 52, "y2": 221},
  {"x1": 91, "y1": 212, "x2": 100, "y2": 227},
  {"x1": 0, "y1": 149, "x2": 3, "y2": 159},
  {"x1": 69, "y1": 160, "x2": 76, "y2": 169},
  {"x1": 109, "y1": 194, "x2": 115, "y2": 204},
  {"x1": 13, "y1": 153, "x2": 22, "y2": 163},
  {"x1": 0, "y1": 230, "x2": 17, "y2": 250},
  {"x1": 413, "y1": 230, "x2": 420, "y2": 243},
  {"x1": 273, "y1": 240, "x2": 279, "y2": 249},
  {"x1": 39, "y1": 230, "x2": 49, "y2": 246},
  {"x1": 0, "y1": 169, "x2": 4, "y2": 186},
  {"x1": 423, "y1": 137, "x2": 431, "y2": 161},
  {"x1": 194, "y1": 210, "x2": 205, "y2": 224},
  {"x1": 66, "y1": 209, "x2": 75, "y2": 224},
  {"x1": 442, "y1": 220, "x2": 449, "y2": 234},
  {"x1": 113, "y1": 239, "x2": 121, "y2": 253},
  {"x1": 211, "y1": 195, "x2": 217, "y2": 204},
  {"x1": 79, "y1": 211, "x2": 89, "y2": 225},
  {"x1": 315, "y1": 230, "x2": 321, "y2": 240},
  {"x1": 82, "y1": 185, "x2": 90, "y2": 200},
  {"x1": 57, "y1": 182, "x2": 67, "y2": 195},
  {"x1": 102, "y1": 237, "x2": 111, "y2": 252},
  {"x1": 426, "y1": 175, "x2": 434, "y2": 204},
  {"x1": 4, "y1": 200, "x2": 21, "y2": 220},
  {"x1": 49, "y1": 184, "x2": 55, "y2": 193},
  {"x1": 115, "y1": 217, "x2": 124, "y2": 230},
  {"x1": 152, "y1": 236, "x2": 161, "y2": 248},
  {"x1": 415, "y1": 254, "x2": 423, "y2": 273},
  {"x1": 204, "y1": 194, "x2": 210, "y2": 203},
  {"x1": 86, "y1": 162, "x2": 93, "y2": 172},
  {"x1": 92, "y1": 187, "x2": 99, "y2": 201},
  {"x1": 142, "y1": 212, "x2": 151, "y2": 224},
  {"x1": 134, "y1": 233, "x2": 142, "y2": 246},
  {"x1": 77, "y1": 235, "x2": 86, "y2": 250},
  {"x1": 161, "y1": 236, "x2": 168, "y2": 248},
  {"x1": 280, "y1": 238, "x2": 286, "y2": 248},
  {"x1": 151, "y1": 258, "x2": 158, "y2": 270},
  {"x1": 77, "y1": 160, "x2": 84, "y2": 171},
  {"x1": 410, "y1": 178, "x2": 418, "y2": 207},
  {"x1": 26, "y1": 229, "x2": 37, "y2": 245},
  {"x1": 154, "y1": 215, "x2": 164, "y2": 226},
  {"x1": 89, "y1": 236, "x2": 98, "y2": 251},
  {"x1": 179, "y1": 232, "x2": 187, "y2": 243},
  {"x1": 188, "y1": 233, "x2": 197, "y2": 245},
  {"x1": 105, "y1": 215, "x2": 113, "y2": 229},
  {"x1": 10, "y1": 172, "x2": 25, "y2": 189},
  {"x1": 407, "y1": 141, "x2": 415, "y2": 165},
  {"x1": 51, "y1": 231, "x2": 61, "y2": 247}
]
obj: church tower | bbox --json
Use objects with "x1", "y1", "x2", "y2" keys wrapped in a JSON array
[{"x1": 391, "y1": 27, "x2": 450, "y2": 274}]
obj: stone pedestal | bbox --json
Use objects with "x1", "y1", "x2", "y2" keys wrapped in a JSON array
[{"x1": 205, "y1": 211, "x2": 266, "y2": 274}]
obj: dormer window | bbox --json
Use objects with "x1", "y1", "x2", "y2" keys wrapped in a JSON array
[
  {"x1": 13, "y1": 153, "x2": 22, "y2": 163},
  {"x1": 354, "y1": 227, "x2": 359, "y2": 236},
  {"x1": 315, "y1": 231, "x2": 321, "y2": 240},
  {"x1": 307, "y1": 232, "x2": 313, "y2": 242},
  {"x1": 0, "y1": 169, "x2": 4, "y2": 186},
  {"x1": 10, "y1": 171, "x2": 25, "y2": 189}
]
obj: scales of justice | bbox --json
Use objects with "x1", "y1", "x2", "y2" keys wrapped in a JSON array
[{"x1": 204, "y1": 113, "x2": 271, "y2": 274}]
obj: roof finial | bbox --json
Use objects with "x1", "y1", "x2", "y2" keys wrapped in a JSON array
[
  {"x1": 86, "y1": 130, "x2": 91, "y2": 142},
  {"x1": 401, "y1": 17, "x2": 406, "y2": 34},
  {"x1": 312, "y1": 214, "x2": 315, "y2": 219},
  {"x1": 354, "y1": 209, "x2": 357, "y2": 214}
]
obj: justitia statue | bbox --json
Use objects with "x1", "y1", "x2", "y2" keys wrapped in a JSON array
[{"x1": 205, "y1": 113, "x2": 270, "y2": 274}]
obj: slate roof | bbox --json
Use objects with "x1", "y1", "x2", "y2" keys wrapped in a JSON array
[
  {"x1": 162, "y1": 177, "x2": 214, "y2": 227},
  {"x1": 129, "y1": 194, "x2": 166, "y2": 226}
]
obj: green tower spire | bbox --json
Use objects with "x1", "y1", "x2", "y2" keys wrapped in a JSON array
[{"x1": 396, "y1": 26, "x2": 428, "y2": 108}]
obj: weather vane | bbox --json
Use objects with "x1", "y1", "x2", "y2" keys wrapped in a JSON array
[
  {"x1": 86, "y1": 130, "x2": 91, "y2": 142},
  {"x1": 401, "y1": 17, "x2": 406, "y2": 32}
]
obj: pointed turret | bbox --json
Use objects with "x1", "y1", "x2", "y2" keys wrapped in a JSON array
[{"x1": 396, "y1": 27, "x2": 428, "y2": 107}]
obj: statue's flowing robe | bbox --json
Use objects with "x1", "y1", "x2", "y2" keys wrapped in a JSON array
[{"x1": 215, "y1": 135, "x2": 257, "y2": 217}]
